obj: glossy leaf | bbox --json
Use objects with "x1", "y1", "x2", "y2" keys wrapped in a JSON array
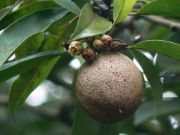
[
  {"x1": 131, "y1": 50, "x2": 163, "y2": 115},
  {"x1": 0, "y1": 51, "x2": 61, "y2": 82},
  {"x1": 15, "y1": 33, "x2": 44, "y2": 59},
  {"x1": 9, "y1": 56, "x2": 60, "y2": 116},
  {"x1": 113, "y1": 0, "x2": 137, "y2": 23},
  {"x1": 9, "y1": 35, "x2": 61, "y2": 116},
  {"x1": 131, "y1": 40, "x2": 180, "y2": 60},
  {"x1": 0, "y1": 8, "x2": 68, "y2": 68},
  {"x1": 148, "y1": 26, "x2": 172, "y2": 40},
  {"x1": 72, "y1": 4, "x2": 112, "y2": 40},
  {"x1": 137, "y1": 0, "x2": 180, "y2": 18},
  {"x1": 0, "y1": 0, "x2": 16, "y2": 8},
  {"x1": 0, "y1": 0, "x2": 20, "y2": 21},
  {"x1": 53, "y1": 0, "x2": 80, "y2": 15},
  {"x1": 72, "y1": 101, "x2": 100, "y2": 135},
  {"x1": 98, "y1": 118, "x2": 134, "y2": 135},
  {"x1": 0, "y1": 1, "x2": 59, "y2": 30},
  {"x1": 154, "y1": 54, "x2": 177, "y2": 70},
  {"x1": 0, "y1": 6, "x2": 12, "y2": 21},
  {"x1": 47, "y1": 13, "x2": 75, "y2": 35},
  {"x1": 135, "y1": 99, "x2": 180, "y2": 126},
  {"x1": 74, "y1": 0, "x2": 89, "y2": 8},
  {"x1": 9, "y1": 18, "x2": 73, "y2": 116}
]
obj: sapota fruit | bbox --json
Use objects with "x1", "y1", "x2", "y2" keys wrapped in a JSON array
[{"x1": 75, "y1": 53, "x2": 144, "y2": 123}]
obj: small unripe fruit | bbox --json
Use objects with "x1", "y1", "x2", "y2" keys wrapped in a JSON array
[
  {"x1": 75, "y1": 53, "x2": 144, "y2": 123},
  {"x1": 101, "y1": 35, "x2": 112, "y2": 46},
  {"x1": 82, "y1": 48, "x2": 96, "y2": 63},
  {"x1": 68, "y1": 41, "x2": 83, "y2": 55},
  {"x1": 93, "y1": 39, "x2": 105, "y2": 49}
]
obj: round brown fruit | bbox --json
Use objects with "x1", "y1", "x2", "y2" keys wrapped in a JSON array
[{"x1": 75, "y1": 52, "x2": 144, "y2": 123}]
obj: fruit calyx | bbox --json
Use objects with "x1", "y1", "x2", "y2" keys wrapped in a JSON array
[{"x1": 67, "y1": 35, "x2": 129, "y2": 63}]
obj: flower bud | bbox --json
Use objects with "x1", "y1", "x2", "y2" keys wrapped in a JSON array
[
  {"x1": 68, "y1": 41, "x2": 83, "y2": 55},
  {"x1": 82, "y1": 48, "x2": 96, "y2": 63},
  {"x1": 101, "y1": 35, "x2": 112, "y2": 46},
  {"x1": 93, "y1": 39, "x2": 105, "y2": 49}
]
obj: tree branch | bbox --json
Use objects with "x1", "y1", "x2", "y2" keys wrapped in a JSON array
[{"x1": 143, "y1": 15, "x2": 180, "y2": 31}]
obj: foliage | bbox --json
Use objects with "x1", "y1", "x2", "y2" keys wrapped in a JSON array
[{"x1": 0, "y1": 0, "x2": 180, "y2": 135}]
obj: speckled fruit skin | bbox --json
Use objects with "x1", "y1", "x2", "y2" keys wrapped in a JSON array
[{"x1": 75, "y1": 52, "x2": 144, "y2": 123}]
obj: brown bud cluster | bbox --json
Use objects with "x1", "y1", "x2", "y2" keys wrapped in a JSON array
[
  {"x1": 93, "y1": 35, "x2": 128, "y2": 51},
  {"x1": 93, "y1": 35, "x2": 112, "y2": 50},
  {"x1": 67, "y1": 35, "x2": 128, "y2": 63}
]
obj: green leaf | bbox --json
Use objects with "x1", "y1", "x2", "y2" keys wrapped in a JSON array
[
  {"x1": 53, "y1": 0, "x2": 80, "y2": 15},
  {"x1": 72, "y1": 100, "x2": 134, "y2": 135},
  {"x1": 0, "y1": 1, "x2": 59, "y2": 30},
  {"x1": 130, "y1": 40, "x2": 180, "y2": 60},
  {"x1": 131, "y1": 50, "x2": 163, "y2": 116},
  {"x1": 98, "y1": 118, "x2": 134, "y2": 135},
  {"x1": 137, "y1": 0, "x2": 180, "y2": 18},
  {"x1": 9, "y1": 56, "x2": 60, "y2": 116},
  {"x1": 47, "y1": 13, "x2": 75, "y2": 35},
  {"x1": 0, "y1": 6, "x2": 12, "y2": 21},
  {"x1": 9, "y1": 35, "x2": 60, "y2": 116},
  {"x1": 0, "y1": 8, "x2": 68, "y2": 68},
  {"x1": 135, "y1": 99, "x2": 180, "y2": 126},
  {"x1": 0, "y1": 0, "x2": 16, "y2": 8},
  {"x1": 113, "y1": 0, "x2": 137, "y2": 24},
  {"x1": 0, "y1": 50, "x2": 61, "y2": 82},
  {"x1": 74, "y1": 0, "x2": 89, "y2": 8},
  {"x1": 72, "y1": 4, "x2": 112, "y2": 40},
  {"x1": 15, "y1": 33, "x2": 44, "y2": 59},
  {"x1": 148, "y1": 26, "x2": 172, "y2": 40},
  {"x1": 0, "y1": 0, "x2": 20, "y2": 21},
  {"x1": 72, "y1": 101, "x2": 100, "y2": 135},
  {"x1": 9, "y1": 18, "x2": 72, "y2": 116}
]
